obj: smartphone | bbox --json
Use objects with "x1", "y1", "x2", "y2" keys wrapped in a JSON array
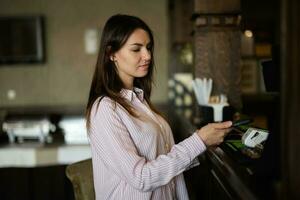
[{"x1": 232, "y1": 118, "x2": 253, "y2": 127}]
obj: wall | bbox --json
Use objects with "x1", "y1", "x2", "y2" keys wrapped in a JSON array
[{"x1": 0, "y1": 0, "x2": 168, "y2": 107}]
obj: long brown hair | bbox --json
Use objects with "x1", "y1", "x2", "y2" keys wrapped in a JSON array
[{"x1": 86, "y1": 14, "x2": 159, "y2": 129}]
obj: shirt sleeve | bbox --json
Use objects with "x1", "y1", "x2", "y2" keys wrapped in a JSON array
[
  {"x1": 89, "y1": 98, "x2": 206, "y2": 192},
  {"x1": 168, "y1": 123, "x2": 201, "y2": 171}
]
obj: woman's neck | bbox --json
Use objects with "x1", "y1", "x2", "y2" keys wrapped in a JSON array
[
  {"x1": 123, "y1": 85, "x2": 133, "y2": 90},
  {"x1": 122, "y1": 80, "x2": 134, "y2": 90}
]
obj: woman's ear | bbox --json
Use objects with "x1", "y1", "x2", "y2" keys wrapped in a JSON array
[
  {"x1": 110, "y1": 55, "x2": 115, "y2": 61},
  {"x1": 106, "y1": 46, "x2": 114, "y2": 61}
]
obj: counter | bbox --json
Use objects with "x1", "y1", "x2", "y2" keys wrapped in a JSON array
[
  {"x1": 164, "y1": 106, "x2": 265, "y2": 200},
  {"x1": 0, "y1": 143, "x2": 91, "y2": 168}
]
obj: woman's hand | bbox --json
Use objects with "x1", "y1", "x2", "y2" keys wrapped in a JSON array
[{"x1": 197, "y1": 121, "x2": 232, "y2": 147}]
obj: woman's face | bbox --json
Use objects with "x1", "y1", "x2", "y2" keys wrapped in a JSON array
[{"x1": 111, "y1": 28, "x2": 152, "y2": 89}]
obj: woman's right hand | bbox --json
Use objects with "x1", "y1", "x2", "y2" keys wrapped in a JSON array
[{"x1": 196, "y1": 121, "x2": 232, "y2": 147}]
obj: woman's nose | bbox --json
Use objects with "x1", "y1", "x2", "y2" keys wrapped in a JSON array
[{"x1": 142, "y1": 49, "x2": 151, "y2": 60}]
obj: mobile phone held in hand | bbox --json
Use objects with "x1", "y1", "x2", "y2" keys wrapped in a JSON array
[{"x1": 232, "y1": 119, "x2": 253, "y2": 127}]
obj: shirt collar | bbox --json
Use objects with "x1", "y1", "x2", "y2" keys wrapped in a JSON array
[{"x1": 120, "y1": 87, "x2": 144, "y2": 102}]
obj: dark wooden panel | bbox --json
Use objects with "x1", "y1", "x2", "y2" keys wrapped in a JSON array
[
  {"x1": 0, "y1": 166, "x2": 74, "y2": 200},
  {"x1": 281, "y1": 0, "x2": 300, "y2": 199}
]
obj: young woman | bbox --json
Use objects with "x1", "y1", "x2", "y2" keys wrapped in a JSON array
[{"x1": 86, "y1": 14, "x2": 232, "y2": 200}]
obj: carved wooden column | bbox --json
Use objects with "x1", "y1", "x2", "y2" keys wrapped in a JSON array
[{"x1": 193, "y1": 0, "x2": 242, "y2": 110}]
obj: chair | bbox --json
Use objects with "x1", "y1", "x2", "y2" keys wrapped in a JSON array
[{"x1": 66, "y1": 158, "x2": 95, "y2": 200}]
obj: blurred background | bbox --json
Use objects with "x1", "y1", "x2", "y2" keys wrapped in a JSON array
[{"x1": 0, "y1": 0, "x2": 299, "y2": 200}]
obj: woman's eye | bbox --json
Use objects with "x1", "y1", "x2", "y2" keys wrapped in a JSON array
[
  {"x1": 147, "y1": 44, "x2": 152, "y2": 50},
  {"x1": 132, "y1": 49, "x2": 140, "y2": 52}
]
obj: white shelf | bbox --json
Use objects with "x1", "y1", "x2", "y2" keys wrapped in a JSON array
[{"x1": 0, "y1": 143, "x2": 91, "y2": 168}]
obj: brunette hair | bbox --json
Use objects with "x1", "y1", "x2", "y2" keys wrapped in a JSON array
[{"x1": 86, "y1": 14, "x2": 159, "y2": 128}]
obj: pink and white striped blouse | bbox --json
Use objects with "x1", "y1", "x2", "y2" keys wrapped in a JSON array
[{"x1": 88, "y1": 88, "x2": 206, "y2": 200}]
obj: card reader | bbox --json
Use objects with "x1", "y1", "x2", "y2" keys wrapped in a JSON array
[{"x1": 242, "y1": 127, "x2": 269, "y2": 148}]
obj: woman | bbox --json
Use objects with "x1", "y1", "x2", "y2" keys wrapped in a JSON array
[{"x1": 86, "y1": 14, "x2": 232, "y2": 200}]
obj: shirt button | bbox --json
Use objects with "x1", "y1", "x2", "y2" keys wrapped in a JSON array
[{"x1": 165, "y1": 143, "x2": 169, "y2": 150}]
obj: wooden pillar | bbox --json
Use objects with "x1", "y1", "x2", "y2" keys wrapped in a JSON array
[
  {"x1": 281, "y1": 0, "x2": 300, "y2": 199},
  {"x1": 193, "y1": 0, "x2": 242, "y2": 110}
]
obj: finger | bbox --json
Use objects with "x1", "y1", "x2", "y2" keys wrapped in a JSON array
[
  {"x1": 215, "y1": 129, "x2": 230, "y2": 137},
  {"x1": 212, "y1": 121, "x2": 232, "y2": 129},
  {"x1": 224, "y1": 128, "x2": 232, "y2": 135}
]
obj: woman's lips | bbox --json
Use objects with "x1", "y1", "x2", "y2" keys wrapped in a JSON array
[{"x1": 139, "y1": 64, "x2": 149, "y2": 70}]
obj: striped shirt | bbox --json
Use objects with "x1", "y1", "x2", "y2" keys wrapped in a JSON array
[{"x1": 88, "y1": 88, "x2": 206, "y2": 200}]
